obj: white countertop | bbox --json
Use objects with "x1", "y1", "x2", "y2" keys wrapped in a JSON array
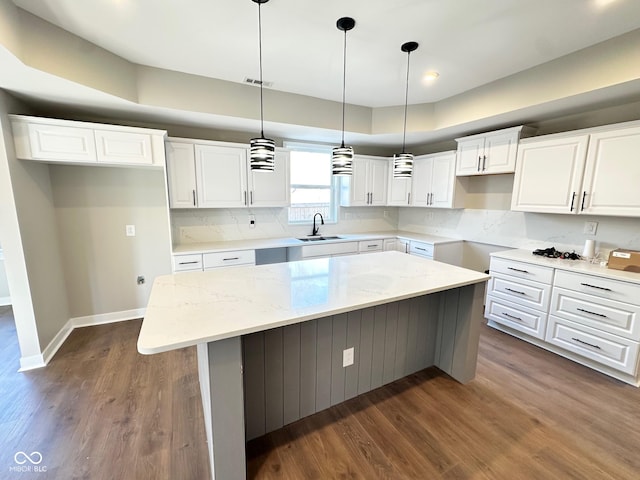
[
  {"x1": 171, "y1": 231, "x2": 461, "y2": 255},
  {"x1": 138, "y1": 251, "x2": 488, "y2": 354},
  {"x1": 491, "y1": 249, "x2": 640, "y2": 285}
]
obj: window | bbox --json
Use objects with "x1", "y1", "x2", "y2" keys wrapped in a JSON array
[{"x1": 286, "y1": 143, "x2": 338, "y2": 224}]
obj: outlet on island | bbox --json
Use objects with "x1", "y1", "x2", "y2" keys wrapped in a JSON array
[{"x1": 343, "y1": 347, "x2": 354, "y2": 367}]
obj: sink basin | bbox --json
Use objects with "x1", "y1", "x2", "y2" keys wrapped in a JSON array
[{"x1": 298, "y1": 236, "x2": 342, "y2": 242}]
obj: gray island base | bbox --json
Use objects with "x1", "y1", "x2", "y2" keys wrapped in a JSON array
[{"x1": 137, "y1": 252, "x2": 489, "y2": 480}]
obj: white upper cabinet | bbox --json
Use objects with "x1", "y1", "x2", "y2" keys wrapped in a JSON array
[
  {"x1": 195, "y1": 144, "x2": 248, "y2": 208},
  {"x1": 166, "y1": 142, "x2": 198, "y2": 208},
  {"x1": 456, "y1": 126, "x2": 524, "y2": 176},
  {"x1": 511, "y1": 135, "x2": 589, "y2": 214},
  {"x1": 340, "y1": 155, "x2": 388, "y2": 206},
  {"x1": 166, "y1": 138, "x2": 290, "y2": 209},
  {"x1": 247, "y1": 149, "x2": 291, "y2": 207},
  {"x1": 581, "y1": 126, "x2": 640, "y2": 217},
  {"x1": 512, "y1": 121, "x2": 640, "y2": 217},
  {"x1": 387, "y1": 167, "x2": 412, "y2": 206},
  {"x1": 94, "y1": 130, "x2": 154, "y2": 165},
  {"x1": 10, "y1": 115, "x2": 166, "y2": 167}
]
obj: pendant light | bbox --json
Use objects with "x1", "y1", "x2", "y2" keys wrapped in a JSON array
[
  {"x1": 393, "y1": 41, "x2": 419, "y2": 178},
  {"x1": 250, "y1": 0, "x2": 275, "y2": 172},
  {"x1": 332, "y1": 17, "x2": 356, "y2": 176}
]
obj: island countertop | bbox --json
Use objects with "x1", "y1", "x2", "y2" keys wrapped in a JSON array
[{"x1": 137, "y1": 251, "x2": 489, "y2": 355}]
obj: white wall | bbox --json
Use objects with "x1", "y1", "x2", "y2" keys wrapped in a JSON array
[
  {"x1": 0, "y1": 244, "x2": 10, "y2": 305},
  {"x1": 50, "y1": 165, "x2": 172, "y2": 318}
]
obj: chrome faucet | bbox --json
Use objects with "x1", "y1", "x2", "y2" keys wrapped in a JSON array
[{"x1": 312, "y1": 212, "x2": 324, "y2": 236}]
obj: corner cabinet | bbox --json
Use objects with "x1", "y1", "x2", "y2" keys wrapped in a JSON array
[
  {"x1": 10, "y1": 115, "x2": 166, "y2": 168},
  {"x1": 166, "y1": 138, "x2": 290, "y2": 209},
  {"x1": 340, "y1": 155, "x2": 388, "y2": 206},
  {"x1": 387, "y1": 151, "x2": 463, "y2": 208},
  {"x1": 511, "y1": 121, "x2": 640, "y2": 217},
  {"x1": 455, "y1": 126, "x2": 525, "y2": 176}
]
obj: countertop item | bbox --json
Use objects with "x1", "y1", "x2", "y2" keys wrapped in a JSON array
[
  {"x1": 171, "y1": 230, "x2": 461, "y2": 255},
  {"x1": 138, "y1": 251, "x2": 488, "y2": 354},
  {"x1": 491, "y1": 249, "x2": 640, "y2": 285}
]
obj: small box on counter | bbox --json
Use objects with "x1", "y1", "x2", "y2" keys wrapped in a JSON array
[{"x1": 608, "y1": 249, "x2": 640, "y2": 273}]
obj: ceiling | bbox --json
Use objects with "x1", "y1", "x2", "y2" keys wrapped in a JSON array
[{"x1": 3, "y1": 0, "x2": 640, "y2": 148}]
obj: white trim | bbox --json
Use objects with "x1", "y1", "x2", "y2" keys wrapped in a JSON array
[
  {"x1": 0, "y1": 296, "x2": 11, "y2": 306},
  {"x1": 18, "y1": 353, "x2": 46, "y2": 371},
  {"x1": 18, "y1": 308, "x2": 146, "y2": 371}
]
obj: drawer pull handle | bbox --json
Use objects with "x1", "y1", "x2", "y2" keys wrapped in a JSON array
[
  {"x1": 503, "y1": 312, "x2": 523, "y2": 322},
  {"x1": 580, "y1": 283, "x2": 612, "y2": 292},
  {"x1": 577, "y1": 308, "x2": 608, "y2": 318},
  {"x1": 507, "y1": 267, "x2": 530, "y2": 274},
  {"x1": 415, "y1": 247, "x2": 427, "y2": 251},
  {"x1": 223, "y1": 257, "x2": 240, "y2": 261},
  {"x1": 367, "y1": 245, "x2": 377, "y2": 248},
  {"x1": 571, "y1": 337, "x2": 602, "y2": 350},
  {"x1": 179, "y1": 261, "x2": 199, "y2": 265},
  {"x1": 505, "y1": 287, "x2": 526, "y2": 295}
]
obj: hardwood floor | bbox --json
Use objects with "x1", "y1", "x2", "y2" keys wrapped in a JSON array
[
  {"x1": 0, "y1": 306, "x2": 210, "y2": 480},
  {"x1": 1, "y1": 305, "x2": 639, "y2": 479}
]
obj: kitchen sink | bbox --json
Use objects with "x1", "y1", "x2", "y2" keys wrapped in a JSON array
[{"x1": 297, "y1": 236, "x2": 342, "y2": 242}]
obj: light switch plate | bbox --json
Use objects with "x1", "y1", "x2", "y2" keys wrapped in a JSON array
[
  {"x1": 126, "y1": 224, "x2": 136, "y2": 237},
  {"x1": 583, "y1": 221, "x2": 598, "y2": 235},
  {"x1": 343, "y1": 347, "x2": 354, "y2": 367}
]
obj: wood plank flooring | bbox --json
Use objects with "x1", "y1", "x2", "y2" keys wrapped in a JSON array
[{"x1": 2, "y1": 304, "x2": 640, "y2": 479}]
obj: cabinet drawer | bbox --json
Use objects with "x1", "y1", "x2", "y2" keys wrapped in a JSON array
[
  {"x1": 486, "y1": 295, "x2": 548, "y2": 339},
  {"x1": 490, "y1": 257, "x2": 553, "y2": 284},
  {"x1": 358, "y1": 240, "x2": 383, "y2": 253},
  {"x1": 554, "y1": 270, "x2": 640, "y2": 305},
  {"x1": 173, "y1": 254, "x2": 203, "y2": 272},
  {"x1": 204, "y1": 250, "x2": 256, "y2": 269},
  {"x1": 488, "y1": 272, "x2": 551, "y2": 311},
  {"x1": 301, "y1": 242, "x2": 358, "y2": 258},
  {"x1": 409, "y1": 241, "x2": 434, "y2": 258},
  {"x1": 546, "y1": 315, "x2": 640, "y2": 375},
  {"x1": 551, "y1": 287, "x2": 640, "y2": 340}
]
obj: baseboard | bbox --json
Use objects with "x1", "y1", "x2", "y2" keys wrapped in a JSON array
[
  {"x1": 19, "y1": 308, "x2": 146, "y2": 371},
  {"x1": 18, "y1": 353, "x2": 46, "y2": 372},
  {"x1": 70, "y1": 308, "x2": 146, "y2": 328},
  {"x1": 0, "y1": 296, "x2": 11, "y2": 306}
]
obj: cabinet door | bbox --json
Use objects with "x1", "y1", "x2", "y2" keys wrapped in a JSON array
[
  {"x1": 411, "y1": 156, "x2": 433, "y2": 207},
  {"x1": 340, "y1": 157, "x2": 369, "y2": 206},
  {"x1": 195, "y1": 145, "x2": 248, "y2": 208},
  {"x1": 248, "y1": 149, "x2": 290, "y2": 207},
  {"x1": 430, "y1": 152, "x2": 457, "y2": 208},
  {"x1": 368, "y1": 158, "x2": 389, "y2": 206},
  {"x1": 166, "y1": 142, "x2": 197, "y2": 208},
  {"x1": 482, "y1": 130, "x2": 520, "y2": 174},
  {"x1": 581, "y1": 126, "x2": 640, "y2": 217},
  {"x1": 387, "y1": 162, "x2": 412, "y2": 206},
  {"x1": 455, "y1": 137, "x2": 484, "y2": 175},
  {"x1": 26, "y1": 122, "x2": 96, "y2": 162},
  {"x1": 511, "y1": 135, "x2": 588, "y2": 214},
  {"x1": 95, "y1": 130, "x2": 153, "y2": 165}
]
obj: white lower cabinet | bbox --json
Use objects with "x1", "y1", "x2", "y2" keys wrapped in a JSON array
[
  {"x1": 487, "y1": 251, "x2": 640, "y2": 385},
  {"x1": 486, "y1": 258, "x2": 552, "y2": 340},
  {"x1": 172, "y1": 250, "x2": 256, "y2": 272}
]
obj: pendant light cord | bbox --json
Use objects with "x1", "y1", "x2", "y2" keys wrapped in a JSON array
[
  {"x1": 402, "y1": 50, "x2": 411, "y2": 154},
  {"x1": 340, "y1": 28, "x2": 347, "y2": 148},
  {"x1": 258, "y1": 2, "x2": 265, "y2": 138}
]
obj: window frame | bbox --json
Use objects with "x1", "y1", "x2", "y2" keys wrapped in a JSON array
[{"x1": 285, "y1": 142, "x2": 339, "y2": 225}]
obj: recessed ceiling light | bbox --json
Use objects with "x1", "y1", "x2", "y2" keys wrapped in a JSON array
[{"x1": 423, "y1": 71, "x2": 439, "y2": 83}]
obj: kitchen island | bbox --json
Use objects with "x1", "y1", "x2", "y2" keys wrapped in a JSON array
[{"x1": 138, "y1": 251, "x2": 489, "y2": 480}]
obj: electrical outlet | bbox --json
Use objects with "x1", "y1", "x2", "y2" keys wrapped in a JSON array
[
  {"x1": 383, "y1": 210, "x2": 389, "y2": 218},
  {"x1": 126, "y1": 224, "x2": 136, "y2": 237},
  {"x1": 343, "y1": 347, "x2": 354, "y2": 367},
  {"x1": 137, "y1": 275, "x2": 145, "y2": 285},
  {"x1": 249, "y1": 214, "x2": 256, "y2": 229},
  {"x1": 583, "y1": 221, "x2": 598, "y2": 235}
]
